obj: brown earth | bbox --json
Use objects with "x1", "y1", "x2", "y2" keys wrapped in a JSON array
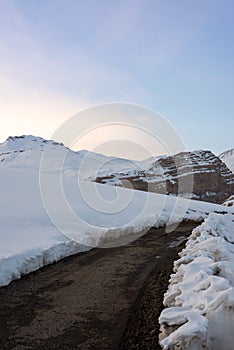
[{"x1": 0, "y1": 221, "x2": 198, "y2": 350}]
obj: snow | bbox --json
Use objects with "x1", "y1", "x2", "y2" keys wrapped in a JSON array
[
  {"x1": 223, "y1": 195, "x2": 234, "y2": 207},
  {"x1": 0, "y1": 135, "x2": 159, "y2": 180},
  {"x1": 0, "y1": 167, "x2": 91, "y2": 287},
  {"x1": 1, "y1": 135, "x2": 234, "y2": 348},
  {"x1": 220, "y1": 149, "x2": 234, "y2": 173},
  {"x1": 159, "y1": 212, "x2": 234, "y2": 350},
  {"x1": 1, "y1": 136, "x2": 226, "y2": 191},
  {"x1": 0, "y1": 162, "x2": 231, "y2": 288},
  {"x1": 0, "y1": 132, "x2": 233, "y2": 342}
]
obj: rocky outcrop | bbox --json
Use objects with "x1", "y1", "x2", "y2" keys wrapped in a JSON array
[{"x1": 96, "y1": 151, "x2": 234, "y2": 204}]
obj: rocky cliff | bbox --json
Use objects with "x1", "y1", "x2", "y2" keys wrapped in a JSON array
[{"x1": 96, "y1": 150, "x2": 234, "y2": 204}]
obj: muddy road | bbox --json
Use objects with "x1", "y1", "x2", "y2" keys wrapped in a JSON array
[{"x1": 0, "y1": 221, "x2": 198, "y2": 350}]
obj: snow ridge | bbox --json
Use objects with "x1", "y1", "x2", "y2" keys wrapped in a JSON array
[{"x1": 159, "y1": 212, "x2": 234, "y2": 350}]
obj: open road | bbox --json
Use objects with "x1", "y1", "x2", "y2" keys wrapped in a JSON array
[{"x1": 0, "y1": 221, "x2": 198, "y2": 350}]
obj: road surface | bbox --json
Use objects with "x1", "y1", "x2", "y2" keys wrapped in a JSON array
[{"x1": 0, "y1": 221, "x2": 198, "y2": 350}]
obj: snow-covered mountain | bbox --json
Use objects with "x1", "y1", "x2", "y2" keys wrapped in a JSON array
[
  {"x1": 220, "y1": 149, "x2": 234, "y2": 173},
  {"x1": 0, "y1": 135, "x2": 66, "y2": 169},
  {"x1": 0, "y1": 135, "x2": 156, "y2": 179},
  {"x1": 1, "y1": 136, "x2": 234, "y2": 205}
]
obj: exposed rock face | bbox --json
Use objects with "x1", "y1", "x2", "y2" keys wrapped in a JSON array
[{"x1": 96, "y1": 151, "x2": 234, "y2": 204}]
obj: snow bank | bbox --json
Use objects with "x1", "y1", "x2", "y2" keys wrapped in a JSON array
[
  {"x1": 0, "y1": 239, "x2": 89, "y2": 287},
  {"x1": 159, "y1": 212, "x2": 234, "y2": 350},
  {"x1": 0, "y1": 165, "x2": 232, "y2": 288}
]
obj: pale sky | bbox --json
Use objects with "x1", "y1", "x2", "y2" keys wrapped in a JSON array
[{"x1": 0, "y1": 0, "x2": 233, "y2": 159}]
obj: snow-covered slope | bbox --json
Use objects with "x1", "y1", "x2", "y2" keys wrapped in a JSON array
[
  {"x1": 0, "y1": 162, "x2": 232, "y2": 288},
  {"x1": 159, "y1": 212, "x2": 234, "y2": 350},
  {"x1": 220, "y1": 149, "x2": 234, "y2": 173},
  {"x1": 0, "y1": 135, "x2": 159, "y2": 179}
]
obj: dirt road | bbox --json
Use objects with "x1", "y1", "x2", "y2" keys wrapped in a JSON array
[{"x1": 0, "y1": 221, "x2": 198, "y2": 350}]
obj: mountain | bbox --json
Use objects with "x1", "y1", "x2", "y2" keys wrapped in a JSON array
[
  {"x1": 0, "y1": 135, "x2": 66, "y2": 169},
  {"x1": 0, "y1": 135, "x2": 150, "y2": 179},
  {"x1": 95, "y1": 150, "x2": 234, "y2": 204},
  {"x1": 220, "y1": 149, "x2": 234, "y2": 173},
  {"x1": 1, "y1": 135, "x2": 233, "y2": 204}
]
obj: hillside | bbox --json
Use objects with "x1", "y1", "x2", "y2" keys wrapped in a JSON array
[
  {"x1": 1, "y1": 135, "x2": 233, "y2": 204},
  {"x1": 0, "y1": 135, "x2": 157, "y2": 179}
]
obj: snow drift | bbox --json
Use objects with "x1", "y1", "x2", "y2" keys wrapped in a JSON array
[{"x1": 159, "y1": 212, "x2": 234, "y2": 350}]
